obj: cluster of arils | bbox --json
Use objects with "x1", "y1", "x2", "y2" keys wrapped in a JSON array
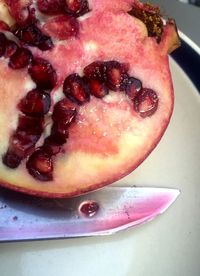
[
  {"x1": 3, "y1": 59, "x2": 158, "y2": 181},
  {"x1": 2, "y1": 49, "x2": 57, "y2": 178},
  {"x1": 0, "y1": 29, "x2": 57, "y2": 176},
  {"x1": 4, "y1": 0, "x2": 91, "y2": 49}
]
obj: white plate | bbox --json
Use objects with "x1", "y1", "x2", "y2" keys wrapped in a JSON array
[{"x1": 0, "y1": 34, "x2": 199, "y2": 276}]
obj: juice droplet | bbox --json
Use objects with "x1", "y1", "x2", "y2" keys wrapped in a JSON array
[{"x1": 79, "y1": 200, "x2": 99, "y2": 217}]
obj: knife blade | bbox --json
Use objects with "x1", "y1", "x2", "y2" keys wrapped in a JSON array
[{"x1": 0, "y1": 186, "x2": 180, "y2": 242}]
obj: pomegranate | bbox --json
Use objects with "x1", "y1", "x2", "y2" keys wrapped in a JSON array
[{"x1": 0, "y1": 0, "x2": 180, "y2": 198}]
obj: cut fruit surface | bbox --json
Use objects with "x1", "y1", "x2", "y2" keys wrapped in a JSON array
[{"x1": 0, "y1": 0, "x2": 180, "y2": 197}]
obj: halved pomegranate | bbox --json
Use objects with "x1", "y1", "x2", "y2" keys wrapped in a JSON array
[{"x1": 0, "y1": 0, "x2": 180, "y2": 198}]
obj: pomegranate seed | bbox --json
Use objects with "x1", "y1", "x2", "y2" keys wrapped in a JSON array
[
  {"x1": 53, "y1": 123, "x2": 70, "y2": 138},
  {"x1": 7, "y1": 1, "x2": 37, "y2": 25},
  {"x1": 2, "y1": 127, "x2": 40, "y2": 169},
  {"x1": 0, "y1": 32, "x2": 7, "y2": 57},
  {"x1": 51, "y1": 97, "x2": 77, "y2": 138},
  {"x1": 6, "y1": 1, "x2": 36, "y2": 25},
  {"x1": 134, "y1": 88, "x2": 159, "y2": 118},
  {"x1": 2, "y1": 150, "x2": 22, "y2": 168},
  {"x1": 88, "y1": 79, "x2": 108, "y2": 98},
  {"x1": 26, "y1": 6, "x2": 37, "y2": 24},
  {"x1": 83, "y1": 61, "x2": 105, "y2": 80},
  {"x1": 28, "y1": 58, "x2": 57, "y2": 90},
  {"x1": 0, "y1": 20, "x2": 10, "y2": 31},
  {"x1": 17, "y1": 115, "x2": 44, "y2": 135},
  {"x1": 50, "y1": 125, "x2": 68, "y2": 144},
  {"x1": 18, "y1": 89, "x2": 51, "y2": 117},
  {"x1": 15, "y1": 23, "x2": 53, "y2": 50},
  {"x1": 125, "y1": 77, "x2": 142, "y2": 100},
  {"x1": 9, "y1": 47, "x2": 32, "y2": 69},
  {"x1": 43, "y1": 136, "x2": 63, "y2": 155},
  {"x1": 5, "y1": 40, "x2": 18, "y2": 58},
  {"x1": 37, "y1": 0, "x2": 64, "y2": 15},
  {"x1": 52, "y1": 98, "x2": 77, "y2": 124},
  {"x1": 43, "y1": 15, "x2": 79, "y2": 40},
  {"x1": 64, "y1": 0, "x2": 90, "y2": 17},
  {"x1": 10, "y1": 130, "x2": 40, "y2": 158},
  {"x1": 37, "y1": 35, "x2": 54, "y2": 51},
  {"x1": 104, "y1": 60, "x2": 129, "y2": 91},
  {"x1": 26, "y1": 149, "x2": 53, "y2": 181},
  {"x1": 6, "y1": 1, "x2": 29, "y2": 24},
  {"x1": 63, "y1": 73, "x2": 90, "y2": 105},
  {"x1": 15, "y1": 23, "x2": 42, "y2": 45}
]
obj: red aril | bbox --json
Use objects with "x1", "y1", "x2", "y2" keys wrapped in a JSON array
[
  {"x1": 0, "y1": 33, "x2": 7, "y2": 57},
  {"x1": 17, "y1": 115, "x2": 44, "y2": 135},
  {"x1": 52, "y1": 99, "x2": 77, "y2": 125},
  {"x1": 5, "y1": 40, "x2": 19, "y2": 58},
  {"x1": 37, "y1": 35, "x2": 54, "y2": 51},
  {"x1": 26, "y1": 149, "x2": 53, "y2": 181},
  {"x1": 2, "y1": 150, "x2": 22, "y2": 169},
  {"x1": 104, "y1": 61, "x2": 129, "y2": 91},
  {"x1": 134, "y1": 88, "x2": 159, "y2": 118},
  {"x1": 14, "y1": 23, "x2": 43, "y2": 45},
  {"x1": 5, "y1": 0, "x2": 33, "y2": 25},
  {"x1": 64, "y1": 0, "x2": 90, "y2": 17},
  {"x1": 83, "y1": 61, "x2": 105, "y2": 81},
  {"x1": 88, "y1": 79, "x2": 108, "y2": 98},
  {"x1": 8, "y1": 47, "x2": 32, "y2": 69},
  {"x1": 14, "y1": 23, "x2": 53, "y2": 50},
  {"x1": 63, "y1": 73, "x2": 90, "y2": 105},
  {"x1": 125, "y1": 77, "x2": 142, "y2": 100},
  {"x1": 28, "y1": 58, "x2": 57, "y2": 90},
  {"x1": 52, "y1": 99, "x2": 77, "y2": 139},
  {"x1": 0, "y1": 20, "x2": 10, "y2": 31},
  {"x1": 37, "y1": 0, "x2": 65, "y2": 15},
  {"x1": 43, "y1": 15, "x2": 79, "y2": 40},
  {"x1": 10, "y1": 130, "x2": 40, "y2": 157},
  {"x1": 0, "y1": 0, "x2": 180, "y2": 197},
  {"x1": 18, "y1": 88, "x2": 51, "y2": 117},
  {"x1": 3, "y1": 128, "x2": 41, "y2": 169},
  {"x1": 43, "y1": 136, "x2": 63, "y2": 155}
]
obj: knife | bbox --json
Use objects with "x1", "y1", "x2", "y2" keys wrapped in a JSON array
[{"x1": 0, "y1": 186, "x2": 180, "y2": 242}]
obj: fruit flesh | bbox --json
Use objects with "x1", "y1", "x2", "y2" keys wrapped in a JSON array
[{"x1": 0, "y1": 0, "x2": 179, "y2": 197}]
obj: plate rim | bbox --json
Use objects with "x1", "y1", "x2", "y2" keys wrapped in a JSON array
[{"x1": 171, "y1": 31, "x2": 200, "y2": 94}]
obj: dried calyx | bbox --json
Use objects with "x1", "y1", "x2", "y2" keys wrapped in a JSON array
[{"x1": 128, "y1": 3, "x2": 164, "y2": 43}]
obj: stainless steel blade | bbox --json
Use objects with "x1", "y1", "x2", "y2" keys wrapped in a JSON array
[{"x1": 0, "y1": 187, "x2": 180, "y2": 242}]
